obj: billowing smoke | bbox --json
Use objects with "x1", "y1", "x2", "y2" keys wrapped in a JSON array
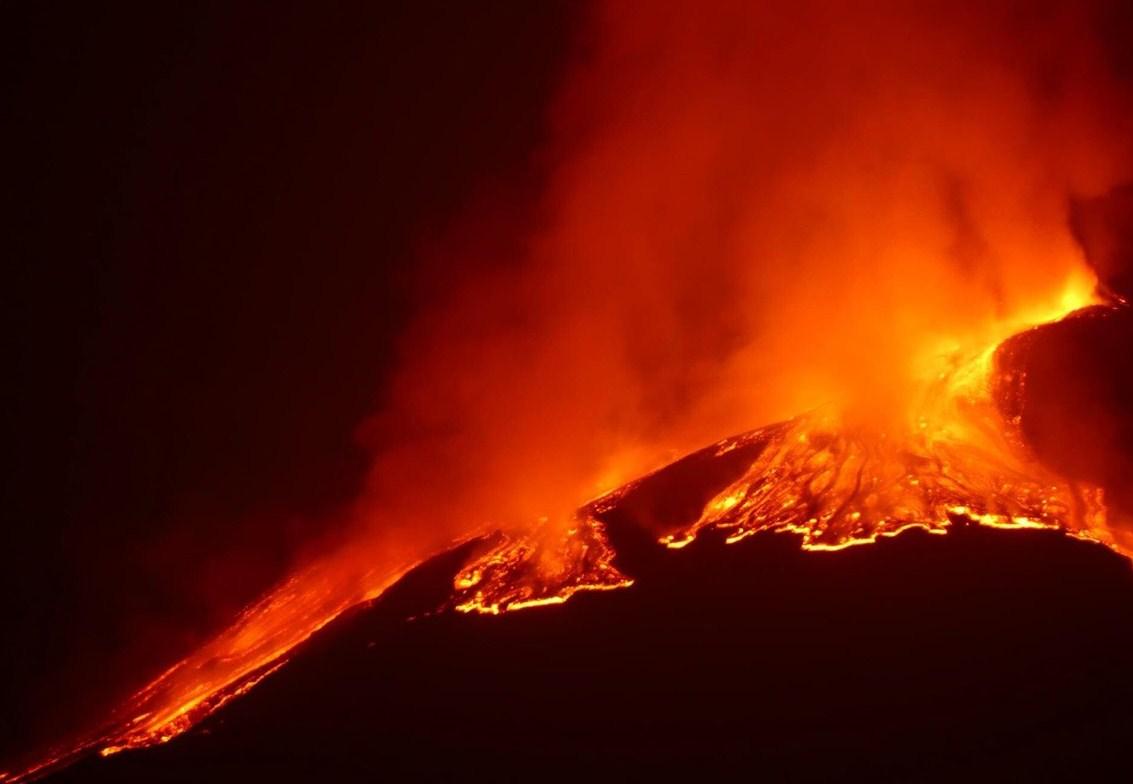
[
  {"x1": 346, "y1": 0, "x2": 1133, "y2": 557},
  {"x1": 20, "y1": 3, "x2": 1133, "y2": 771}
]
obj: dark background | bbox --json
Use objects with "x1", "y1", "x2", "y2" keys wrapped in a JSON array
[
  {"x1": 7, "y1": 3, "x2": 1133, "y2": 780},
  {"x1": 3, "y1": 1, "x2": 571, "y2": 761}
]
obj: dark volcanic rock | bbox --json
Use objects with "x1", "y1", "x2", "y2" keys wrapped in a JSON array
[
  {"x1": 998, "y1": 304, "x2": 1133, "y2": 519},
  {"x1": 50, "y1": 522, "x2": 1133, "y2": 783},
  {"x1": 46, "y1": 311, "x2": 1133, "y2": 783}
]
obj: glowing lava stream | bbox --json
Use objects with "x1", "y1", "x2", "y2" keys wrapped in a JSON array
[{"x1": 7, "y1": 301, "x2": 1130, "y2": 783}]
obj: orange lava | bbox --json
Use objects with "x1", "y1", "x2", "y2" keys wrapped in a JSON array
[
  {"x1": 9, "y1": 302, "x2": 1129, "y2": 784},
  {"x1": 11, "y1": 3, "x2": 1133, "y2": 776}
]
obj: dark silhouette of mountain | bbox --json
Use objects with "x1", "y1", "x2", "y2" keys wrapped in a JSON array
[
  {"x1": 48, "y1": 470, "x2": 1133, "y2": 782},
  {"x1": 35, "y1": 304, "x2": 1133, "y2": 783}
]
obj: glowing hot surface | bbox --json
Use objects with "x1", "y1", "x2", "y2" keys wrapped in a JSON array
[
  {"x1": 8, "y1": 309, "x2": 1128, "y2": 783},
  {"x1": 660, "y1": 344, "x2": 1113, "y2": 554}
]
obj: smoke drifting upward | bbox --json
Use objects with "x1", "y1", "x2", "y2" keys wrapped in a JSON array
[
  {"x1": 349, "y1": 0, "x2": 1133, "y2": 552},
  {"x1": 15, "y1": 3, "x2": 1133, "y2": 775}
]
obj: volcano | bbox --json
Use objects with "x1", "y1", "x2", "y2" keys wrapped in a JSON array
[
  {"x1": 36, "y1": 456, "x2": 1133, "y2": 782},
  {"x1": 9, "y1": 4, "x2": 1133, "y2": 780},
  {"x1": 15, "y1": 304, "x2": 1133, "y2": 783}
]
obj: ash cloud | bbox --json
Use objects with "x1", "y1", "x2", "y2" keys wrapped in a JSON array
[{"x1": 347, "y1": 0, "x2": 1133, "y2": 553}]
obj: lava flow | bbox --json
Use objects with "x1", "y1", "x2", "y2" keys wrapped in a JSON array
[
  {"x1": 659, "y1": 327, "x2": 1116, "y2": 556},
  {"x1": 11, "y1": 1, "x2": 1133, "y2": 779},
  {"x1": 12, "y1": 292, "x2": 1127, "y2": 784}
]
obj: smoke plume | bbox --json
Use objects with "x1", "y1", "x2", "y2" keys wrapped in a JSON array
[{"x1": 346, "y1": 0, "x2": 1133, "y2": 561}]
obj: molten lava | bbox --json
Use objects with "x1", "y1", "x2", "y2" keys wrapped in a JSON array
[
  {"x1": 9, "y1": 295, "x2": 1131, "y2": 784},
  {"x1": 660, "y1": 342, "x2": 1112, "y2": 555},
  {"x1": 451, "y1": 517, "x2": 632, "y2": 615},
  {"x1": 10, "y1": 290, "x2": 1129, "y2": 784},
  {"x1": 10, "y1": 1, "x2": 1133, "y2": 780}
]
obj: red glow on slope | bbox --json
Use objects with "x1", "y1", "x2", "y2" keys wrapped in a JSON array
[{"x1": 10, "y1": 1, "x2": 1133, "y2": 780}]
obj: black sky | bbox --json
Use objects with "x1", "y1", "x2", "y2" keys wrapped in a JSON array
[
  {"x1": 3, "y1": 1, "x2": 571, "y2": 758},
  {"x1": 6, "y1": 1, "x2": 1133, "y2": 774}
]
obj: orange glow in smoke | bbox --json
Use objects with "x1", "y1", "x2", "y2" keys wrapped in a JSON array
[{"x1": 9, "y1": 1, "x2": 1133, "y2": 780}]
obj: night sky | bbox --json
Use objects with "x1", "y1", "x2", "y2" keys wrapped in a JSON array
[
  {"x1": 6, "y1": 3, "x2": 1133, "y2": 779},
  {"x1": 4, "y1": 1, "x2": 570, "y2": 758}
]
